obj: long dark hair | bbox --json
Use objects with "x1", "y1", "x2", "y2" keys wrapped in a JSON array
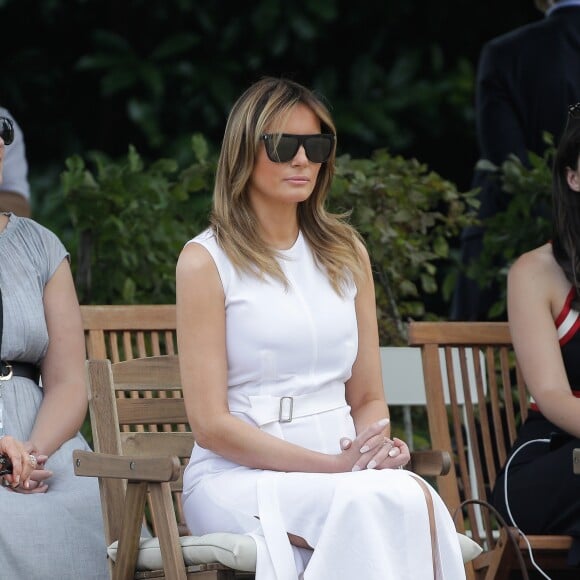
[{"x1": 551, "y1": 119, "x2": 580, "y2": 308}]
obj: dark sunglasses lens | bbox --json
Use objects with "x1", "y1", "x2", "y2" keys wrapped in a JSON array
[
  {"x1": 0, "y1": 117, "x2": 14, "y2": 145},
  {"x1": 264, "y1": 134, "x2": 333, "y2": 163},
  {"x1": 271, "y1": 136, "x2": 299, "y2": 162},
  {"x1": 304, "y1": 136, "x2": 332, "y2": 163},
  {"x1": 570, "y1": 103, "x2": 580, "y2": 119}
]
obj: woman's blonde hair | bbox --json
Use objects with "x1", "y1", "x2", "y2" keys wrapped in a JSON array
[{"x1": 210, "y1": 76, "x2": 365, "y2": 294}]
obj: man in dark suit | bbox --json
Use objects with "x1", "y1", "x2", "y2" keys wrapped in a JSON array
[{"x1": 452, "y1": 0, "x2": 580, "y2": 320}]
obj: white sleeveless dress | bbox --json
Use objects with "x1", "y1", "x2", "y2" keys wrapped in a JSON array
[{"x1": 181, "y1": 228, "x2": 465, "y2": 580}]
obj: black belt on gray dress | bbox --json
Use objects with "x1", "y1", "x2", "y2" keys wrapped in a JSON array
[
  {"x1": 0, "y1": 361, "x2": 40, "y2": 383},
  {"x1": 0, "y1": 282, "x2": 41, "y2": 384}
]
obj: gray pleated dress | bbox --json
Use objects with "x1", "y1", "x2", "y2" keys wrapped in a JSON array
[{"x1": 0, "y1": 213, "x2": 108, "y2": 579}]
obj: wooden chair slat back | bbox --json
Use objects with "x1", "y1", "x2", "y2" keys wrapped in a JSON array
[
  {"x1": 81, "y1": 305, "x2": 180, "y2": 434},
  {"x1": 407, "y1": 322, "x2": 523, "y2": 542},
  {"x1": 409, "y1": 321, "x2": 575, "y2": 577},
  {"x1": 81, "y1": 305, "x2": 177, "y2": 361},
  {"x1": 86, "y1": 356, "x2": 192, "y2": 544},
  {"x1": 120, "y1": 432, "x2": 195, "y2": 458}
]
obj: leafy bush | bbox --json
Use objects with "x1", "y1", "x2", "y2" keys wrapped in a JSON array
[
  {"x1": 55, "y1": 140, "x2": 480, "y2": 450},
  {"x1": 330, "y1": 149, "x2": 478, "y2": 344},
  {"x1": 59, "y1": 135, "x2": 214, "y2": 304},
  {"x1": 56, "y1": 139, "x2": 478, "y2": 346}
]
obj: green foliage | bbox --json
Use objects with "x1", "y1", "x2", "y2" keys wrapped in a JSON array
[
  {"x1": 55, "y1": 137, "x2": 478, "y2": 345},
  {"x1": 468, "y1": 138, "x2": 554, "y2": 318},
  {"x1": 330, "y1": 150, "x2": 478, "y2": 344},
  {"x1": 60, "y1": 135, "x2": 215, "y2": 305},
  {"x1": 56, "y1": 140, "x2": 480, "y2": 450},
  {"x1": 0, "y1": 0, "x2": 482, "y2": 196}
]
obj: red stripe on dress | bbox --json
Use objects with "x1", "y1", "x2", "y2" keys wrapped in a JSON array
[
  {"x1": 561, "y1": 314, "x2": 580, "y2": 347},
  {"x1": 531, "y1": 286, "x2": 580, "y2": 411},
  {"x1": 555, "y1": 286, "x2": 576, "y2": 327}
]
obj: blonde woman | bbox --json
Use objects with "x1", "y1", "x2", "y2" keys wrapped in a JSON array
[{"x1": 177, "y1": 77, "x2": 465, "y2": 579}]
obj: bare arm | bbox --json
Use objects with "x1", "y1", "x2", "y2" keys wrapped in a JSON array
[
  {"x1": 508, "y1": 245, "x2": 580, "y2": 438},
  {"x1": 344, "y1": 242, "x2": 410, "y2": 470},
  {"x1": 176, "y1": 242, "x2": 386, "y2": 474},
  {"x1": 29, "y1": 259, "x2": 88, "y2": 456}
]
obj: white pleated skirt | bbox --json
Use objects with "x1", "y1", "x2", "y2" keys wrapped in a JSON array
[{"x1": 183, "y1": 462, "x2": 466, "y2": 579}]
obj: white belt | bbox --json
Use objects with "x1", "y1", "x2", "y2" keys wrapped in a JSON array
[{"x1": 236, "y1": 383, "x2": 347, "y2": 428}]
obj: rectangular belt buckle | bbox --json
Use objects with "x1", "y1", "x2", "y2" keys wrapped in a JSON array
[
  {"x1": 279, "y1": 396, "x2": 293, "y2": 423},
  {"x1": 0, "y1": 363, "x2": 13, "y2": 381}
]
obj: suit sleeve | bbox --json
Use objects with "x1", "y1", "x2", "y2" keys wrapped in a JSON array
[{"x1": 475, "y1": 42, "x2": 529, "y2": 167}]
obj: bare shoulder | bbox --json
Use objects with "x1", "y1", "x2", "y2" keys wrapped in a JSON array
[
  {"x1": 353, "y1": 236, "x2": 371, "y2": 264},
  {"x1": 176, "y1": 240, "x2": 218, "y2": 279},
  {"x1": 508, "y1": 243, "x2": 571, "y2": 312},
  {"x1": 508, "y1": 243, "x2": 559, "y2": 281},
  {"x1": 176, "y1": 240, "x2": 225, "y2": 307}
]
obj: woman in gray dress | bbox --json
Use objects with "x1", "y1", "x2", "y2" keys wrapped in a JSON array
[{"x1": 0, "y1": 134, "x2": 108, "y2": 577}]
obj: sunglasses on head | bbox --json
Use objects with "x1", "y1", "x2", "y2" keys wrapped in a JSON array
[
  {"x1": 0, "y1": 117, "x2": 14, "y2": 145},
  {"x1": 569, "y1": 103, "x2": 580, "y2": 119},
  {"x1": 261, "y1": 133, "x2": 335, "y2": 164}
]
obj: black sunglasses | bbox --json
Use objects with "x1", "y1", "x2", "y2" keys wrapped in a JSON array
[
  {"x1": 261, "y1": 133, "x2": 335, "y2": 164},
  {"x1": 569, "y1": 103, "x2": 580, "y2": 119},
  {"x1": 0, "y1": 453, "x2": 12, "y2": 476},
  {"x1": 0, "y1": 117, "x2": 14, "y2": 145}
]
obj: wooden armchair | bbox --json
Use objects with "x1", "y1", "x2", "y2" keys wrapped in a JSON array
[
  {"x1": 76, "y1": 305, "x2": 480, "y2": 576},
  {"x1": 408, "y1": 321, "x2": 574, "y2": 580},
  {"x1": 74, "y1": 351, "x2": 480, "y2": 579},
  {"x1": 74, "y1": 355, "x2": 257, "y2": 580}
]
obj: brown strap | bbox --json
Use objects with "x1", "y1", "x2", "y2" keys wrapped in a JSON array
[{"x1": 408, "y1": 473, "x2": 443, "y2": 579}]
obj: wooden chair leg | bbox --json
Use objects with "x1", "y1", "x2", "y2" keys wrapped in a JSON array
[
  {"x1": 149, "y1": 482, "x2": 187, "y2": 580},
  {"x1": 114, "y1": 482, "x2": 149, "y2": 580},
  {"x1": 471, "y1": 528, "x2": 517, "y2": 580}
]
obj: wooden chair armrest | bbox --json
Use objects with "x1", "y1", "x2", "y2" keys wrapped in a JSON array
[
  {"x1": 73, "y1": 449, "x2": 181, "y2": 482},
  {"x1": 408, "y1": 450, "x2": 451, "y2": 476},
  {"x1": 74, "y1": 450, "x2": 188, "y2": 578}
]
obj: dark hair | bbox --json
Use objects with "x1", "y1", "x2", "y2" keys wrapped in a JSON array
[{"x1": 551, "y1": 122, "x2": 580, "y2": 307}]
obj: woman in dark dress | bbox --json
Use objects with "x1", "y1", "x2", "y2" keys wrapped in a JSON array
[{"x1": 491, "y1": 105, "x2": 580, "y2": 567}]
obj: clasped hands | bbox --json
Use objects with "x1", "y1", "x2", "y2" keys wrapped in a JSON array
[
  {"x1": 0, "y1": 436, "x2": 52, "y2": 493},
  {"x1": 338, "y1": 418, "x2": 410, "y2": 472}
]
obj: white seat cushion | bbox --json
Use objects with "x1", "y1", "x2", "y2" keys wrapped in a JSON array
[
  {"x1": 107, "y1": 533, "x2": 257, "y2": 572},
  {"x1": 458, "y1": 532, "x2": 483, "y2": 562},
  {"x1": 108, "y1": 530, "x2": 480, "y2": 571}
]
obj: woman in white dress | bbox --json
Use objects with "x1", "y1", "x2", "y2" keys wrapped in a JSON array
[{"x1": 177, "y1": 77, "x2": 465, "y2": 579}]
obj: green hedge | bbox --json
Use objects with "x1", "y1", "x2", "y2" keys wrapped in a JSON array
[{"x1": 44, "y1": 135, "x2": 478, "y2": 346}]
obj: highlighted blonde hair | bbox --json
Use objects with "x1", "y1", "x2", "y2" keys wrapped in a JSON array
[{"x1": 210, "y1": 76, "x2": 365, "y2": 295}]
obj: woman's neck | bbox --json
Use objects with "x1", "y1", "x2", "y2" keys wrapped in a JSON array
[
  {"x1": 260, "y1": 225, "x2": 300, "y2": 250},
  {"x1": 252, "y1": 204, "x2": 300, "y2": 250},
  {"x1": 0, "y1": 213, "x2": 9, "y2": 234}
]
